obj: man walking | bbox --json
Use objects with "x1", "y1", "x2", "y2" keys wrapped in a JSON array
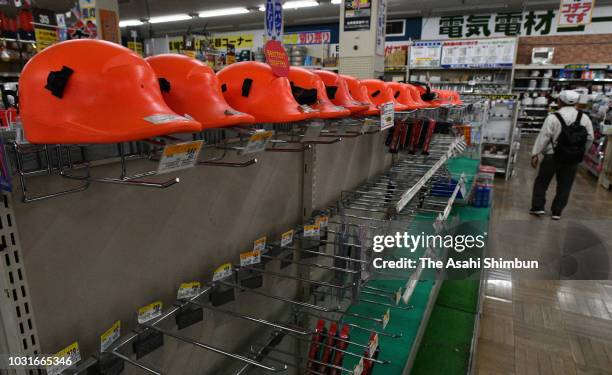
[{"x1": 530, "y1": 90, "x2": 594, "y2": 220}]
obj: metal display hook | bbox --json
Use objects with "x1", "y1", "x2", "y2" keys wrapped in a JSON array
[
  {"x1": 297, "y1": 310, "x2": 402, "y2": 339},
  {"x1": 197, "y1": 127, "x2": 259, "y2": 167}
]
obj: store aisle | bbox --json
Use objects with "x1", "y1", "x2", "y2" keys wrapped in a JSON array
[{"x1": 474, "y1": 136, "x2": 612, "y2": 375}]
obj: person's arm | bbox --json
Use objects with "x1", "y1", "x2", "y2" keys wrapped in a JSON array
[
  {"x1": 582, "y1": 114, "x2": 594, "y2": 152},
  {"x1": 531, "y1": 114, "x2": 555, "y2": 156}
]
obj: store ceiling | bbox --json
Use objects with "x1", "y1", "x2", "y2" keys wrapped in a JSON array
[{"x1": 119, "y1": 0, "x2": 612, "y2": 36}]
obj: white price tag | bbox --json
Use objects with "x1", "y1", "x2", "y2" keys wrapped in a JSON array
[
  {"x1": 281, "y1": 229, "x2": 294, "y2": 247},
  {"x1": 137, "y1": 301, "x2": 163, "y2": 324},
  {"x1": 100, "y1": 321, "x2": 121, "y2": 352},
  {"x1": 380, "y1": 102, "x2": 395, "y2": 131},
  {"x1": 46, "y1": 342, "x2": 81, "y2": 375},
  {"x1": 458, "y1": 175, "x2": 467, "y2": 198},
  {"x1": 213, "y1": 263, "x2": 233, "y2": 281},
  {"x1": 382, "y1": 309, "x2": 390, "y2": 330},
  {"x1": 242, "y1": 130, "x2": 274, "y2": 154},
  {"x1": 177, "y1": 281, "x2": 201, "y2": 300},
  {"x1": 240, "y1": 250, "x2": 262, "y2": 266},
  {"x1": 157, "y1": 140, "x2": 203, "y2": 175},
  {"x1": 303, "y1": 224, "x2": 320, "y2": 237},
  {"x1": 354, "y1": 358, "x2": 365, "y2": 375},
  {"x1": 368, "y1": 333, "x2": 379, "y2": 356},
  {"x1": 253, "y1": 236, "x2": 267, "y2": 253}
]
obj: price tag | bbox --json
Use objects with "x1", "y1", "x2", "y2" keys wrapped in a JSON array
[
  {"x1": 213, "y1": 262, "x2": 233, "y2": 281},
  {"x1": 368, "y1": 333, "x2": 379, "y2": 356},
  {"x1": 240, "y1": 250, "x2": 262, "y2": 266},
  {"x1": 433, "y1": 214, "x2": 445, "y2": 233},
  {"x1": 315, "y1": 215, "x2": 329, "y2": 228},
  {"x1": 157, "y1": 140, "x2": 203, "y2": 175},
  {"x1": 382, "y1": 309, "x2": 390, "y2": 330},
  {"x1": 458, "y1": 175, "x2": 467, "y2": 198},
  {"x1": 403, "y1": 267, "x2": 423, "y2": 304},
  {"x1": 253, "y1": 236, "x2": 267, "y2": 253},
  {"x1": 303, "y1": 224, "x2": 320, "y2": 237},
  {"x1": 46, "y1": 342, "x2": 81, "y2": 375},
  {"x1": 380, "y1": 102, "x2": 395, "y2": 131},
  {"x1": 242, "y1": 130, "x2": 274, "y2": 154},
  {"x1": 177, "y1": 281, "x2": 201, "y2": 300},
  {"x1": 395, "y1": 288, "x2": 402, "y2": 305},
  {"x1": 281, "y1": 229, "x2": 294, "y2": 247},
  {"x1": 354, "y1": 358, "x2": 364, "y2": 375},
  {"x1": 137, "y1": 301, "x2": 163, "y2": 324},
  {"x1": 100, "y1": 321, "x2": 120, "y2": 352}
]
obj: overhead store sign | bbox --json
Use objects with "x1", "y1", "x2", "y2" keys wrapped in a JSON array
[
  {"x1": 559, "y1": 0, "x2": 594, "y2": 27},
  {"x1": 168, "y1": 34, "x2": 255, "y2": 52},
  {"x1": 409, "y1": 41, "x2": 442, "y2": 68},
  {"x1": 283, "y1": 30, "x2": 331, "y2": 45},
  {"x1": 265, "y1": 0, "x2": 283, "y2": 39},
  {"x1": 344, "y1": 0, "x2": 372, "y2": 31},
  {"x1": 440, "y1": 38, "x2": 516, "y2": 68},
  {"x1": 421, "y1": 6, "x2": 612, "y2": 39}
]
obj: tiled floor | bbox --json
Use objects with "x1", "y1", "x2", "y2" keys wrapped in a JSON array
[{"x1": 474, "y1": 136, "x2": 612, "y2": 375}]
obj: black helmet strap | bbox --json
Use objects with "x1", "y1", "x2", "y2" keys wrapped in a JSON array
[{"x1": 45, "y1": 66, "x2": 74, "y2": 99}]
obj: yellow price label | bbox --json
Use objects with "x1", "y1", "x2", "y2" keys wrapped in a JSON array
[
  {"x1": 249, "y1": 130, "x2": 274, "y2": 142},
  {"x1": 253, "y1": 236, "x2": 267, "y2": 252},
  {"x1": 137, "y1": 301, "x2": 163, "y2": 324},
  {"x1": 177, "y1": 281, "x2": 201, "y2": 300},
  {"x1": 163, "y1": 140, "x2": 203, "y2": 157},
  {"x1": 315, "y1": 215, "x2": 329, "y2": 228},
  {"x1": 100, "y1": 320, "x2": 120, "y2": 351},
  {"x1": 281, "y1": 229, "x2": 294, "y2": 247},
  {"x1": 240, "y1": 250, "x2": 261, "y2": 266},
  {"x1": 303, "y1": 224, "x2": 320, "y2": 237},
  {"x1": 213, "y1": 262, "x2": 233, "y2": 281},
  {"x1": 55, "y1": 341, "x2": 80, "y2": 359}
]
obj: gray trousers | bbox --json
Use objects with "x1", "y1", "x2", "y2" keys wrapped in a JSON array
[{"x1": 531, "y1": 154, "x2": 579, "y2": 215}]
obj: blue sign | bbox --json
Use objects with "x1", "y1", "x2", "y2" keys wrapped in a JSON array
[{"x1": 265, "y1": 0, "x2": 283, "y2": 39}]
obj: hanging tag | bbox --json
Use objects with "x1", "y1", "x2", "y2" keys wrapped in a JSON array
[
  {"x1": 395, "y1": 288, "x2": 402, "y2": 305},
  {"x1": 354, "y1": 358, "x2": 365, "y2": 375},
  {"x1": 380, "y1": 102, "x2": 395, "y2": 131},
  {"x1": 157, "y1": 140, "x2": 203, "y2": 175},
  {"x1": 177, "y1": 281, "x2": 201, "y2": 300},
  {"x1": 137, "y1": 301, "x2": 163, "y2": 324},
  {"x1": 368, "y1": 333, "x2": 379, "y2": 356},
  {"x1": 382, "y1": 309, "x2": 391, "y2": 330},
  {"x1": 46, "y1": 342, "x2": 80, "y2": 375},
  {"x1": 458, "y1": 174, "x2": 467, "y2": 198},
  {"x1": 303, "y1": 224, "x2": 320, "y2": 237},
  {"x1": 242, "y1": 130, "x2": 274, "y2": 154},
  {"x1": 240, "y1": 250, "x2": 262, "y2": 266},
  {"x1": 403, "y1": 267, "x2": 423, "y2": 304},
  {"x1": 433, "y1": 214, "x2": 445, "y2": 233},
  {"x1": 281, "y1": 229, "x2": 294, "y2": 247},
  {"x1": 100, "y1": 321, "x2": 121, "y2": 352},
  {"x1": 315, "y1": 215, "x2": 329, "y2": 228},
  {"x1": 213, "y1": 263, "x2": 233, "y2": 281},
  {"x1": 253, "y1": 236, "x2": 267, "y2": 253}
]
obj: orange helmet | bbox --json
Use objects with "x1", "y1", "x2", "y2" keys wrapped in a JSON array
[
  {"x1": 432, "y1": 89, "x2": 455, "y2": 106},
  {"x1": 146, "y1": 54, "x2": 254, "y2": 128},
  {"x1": 361, "y1": 79, "x2": 409, "y2": 111},
  {"x1": 412, "y1": 84, "x2": 441, "y2": 108},
  {"x1": 312, "y1": 70, "x2": 369, "y2": 114},
  {"x1": 386, "y1": 82, "x2": 420, "y2": 110},
  {"x1": 340, "y1": 74, "x2": 380, "y2": 116},
  {"x1": 404, "y1": 84, "x2": 433, "y2": 109},
  {"x1": 217, "y1": 61, "x2": 316, "y2": 123},
  {"x1": 288, "y1": 67, "x2": 350, "y2": 119},
  {"x1": 19, "y1": 39, "x2": 201, "y2": 144}
]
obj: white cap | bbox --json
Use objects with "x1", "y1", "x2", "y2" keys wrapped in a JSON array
[{"x1": 558, "y1": 90, "x2": 580, "y2": 105}]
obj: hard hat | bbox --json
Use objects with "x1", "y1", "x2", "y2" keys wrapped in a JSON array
[
  {"x1": 559, "y1": 90, "x2": 580, "y2": 105},
  {"x1": 341, "y1": 74, "x2": 380, "y2": 116},
  {"x1": 404, "y1": 84, "x2": 433, "y2": 109},
  {"x1": 217, "y1": 61, "x2": 316, "y2": 123},
  {"x1": 432, "y1": 89, "x2": 454, "y2": 106},
  {"x1": 19, "y1": 40, "x2": 201, "y2": 144},
  {"x1": 412, "y1": 84, "x2": 441, "y2": 107},
  {"x1": 312, "y1": 70, "x2": 369, "y2": 114},
  {"x1": 146, "y1": 54, "x2": 254, "y2": 128},
  {"x1": 288, "y1": 67, "x2": 350, "y2": 119},
  {"x1": 361, "y1": 79, "x2": 409, "y2": 111},
  {"x1": 386, "y1": 82, "x2": 420, "y2": 110}
]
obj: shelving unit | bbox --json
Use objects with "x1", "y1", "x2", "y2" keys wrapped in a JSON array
[{"x1": 409, "y1": 67, "x2": 513, "y2": 94}]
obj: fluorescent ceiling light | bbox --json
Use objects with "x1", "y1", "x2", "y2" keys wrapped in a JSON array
[
  {"x1": 258, "y1": 5, "x2": 266, "y2": 11},
  {"x1": 198, "y1": 7, "x2": 250, "y2": 18},
  {"x1": 148, "y1": 14, "x2": 192, "y2": 24},
  {"x1": 119, "y1": 19, "x2": 144, "y2": 27},
  {"x1": 437, "y1": 4, "x2": 507, "y2": 12},
  {"x1": 331, "y1": 0, "x2": 341, "y2": 4},
  {"x1": 283, "y1": 1, "x2": 319, "y2": 9}
]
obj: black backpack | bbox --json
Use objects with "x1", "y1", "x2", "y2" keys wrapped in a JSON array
[{"x1": 553, "y1": 111, "x2": 588, "y2": 163}]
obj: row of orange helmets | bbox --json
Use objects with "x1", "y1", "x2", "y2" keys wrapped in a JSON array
[{"x1": 19, "y1": 39, "x2": 462, "y2": 145}]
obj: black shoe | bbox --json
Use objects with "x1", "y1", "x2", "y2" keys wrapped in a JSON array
[
  {"x1": 529, "y1": 209, "x2": 545, "y2": 216},
  {"x1": 551, "y1": 214, "x2": 561, "y2": 220}
]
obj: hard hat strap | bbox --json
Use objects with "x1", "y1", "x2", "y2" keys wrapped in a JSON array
[
  {"x1": 158, "y1": 78, "x2": 171, "y2": 93},
  {"x1": 325, "y1": 86, "x2": 338, "y2": 100},
  {"x1": 241, "y1": 78, "x2": 253, "y2": 98},
  {"x1": 45, "y1": 66, "x2": 74, "y2": 99}
]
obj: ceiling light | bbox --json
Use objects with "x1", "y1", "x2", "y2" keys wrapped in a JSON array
[
  {"x1": 148, "y1": 14, "x2": 192, "y2": 24},
  {"x1": 198, "y1": 7, "x2": 250, "y2": 18},
  {"x1": 119, "y1": 19, "x2": 144, "y2": 27},
  {"x1": 436, "y1": 4, "x2": 508, "y2": 12},
  {"x1": 283, "y1": 1, "x2": 319, "y2": 9},
  {"x1": 331, "y1": 0, "x2": 341, "y2": 4},
  {"x1": 258, "y1": 5, "x2": 266, "y2": 11}
]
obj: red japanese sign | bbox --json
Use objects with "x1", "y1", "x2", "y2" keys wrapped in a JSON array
[
  {"x1": 559, "y1": 0, "x2": 594, "y2": 27},
  {"x1": 264, "y1": 40, "x2": 289, "y2": 77}
]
